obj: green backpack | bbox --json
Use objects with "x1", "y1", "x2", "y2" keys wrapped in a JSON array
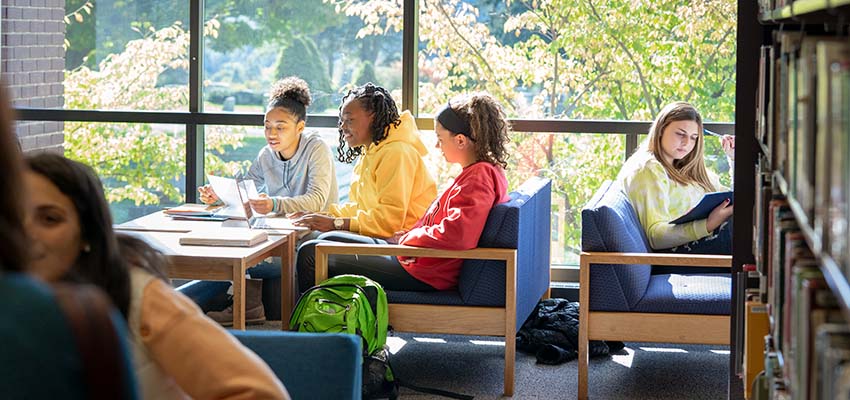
[{"x1": 289, "y1": 274, "x2": 388, "y2": 356}]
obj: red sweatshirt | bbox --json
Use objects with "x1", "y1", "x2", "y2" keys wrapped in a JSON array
[{"x1": 398, "y1": 161, "x2": 510, "y2": 290}]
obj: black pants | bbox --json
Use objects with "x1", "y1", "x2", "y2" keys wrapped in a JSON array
[{"x1": 296, "y1": 231, "x2": 435, "y2": 293}]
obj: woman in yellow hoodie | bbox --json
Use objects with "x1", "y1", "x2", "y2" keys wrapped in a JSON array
[
  {"x1": 294, "y1": 83, "x2": 436, "y2": 237},
  {"x1": 293, "y1": 83, "x2": 437, "y2": 292}
]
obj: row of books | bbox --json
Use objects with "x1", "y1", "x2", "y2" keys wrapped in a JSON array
[
  {"x1": 754, "y1": 33, "x2": 850, "y2": 269},
  {"x1": 753, "y1": 200, "x2": 848, "y2": 399},
  {"x1": 747, "y1": 32, "x2": 850, "y2": 399}
]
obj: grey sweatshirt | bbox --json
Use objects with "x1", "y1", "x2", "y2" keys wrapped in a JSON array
[{"x1": 241, "y1": 131, "x2": 338, "y2": 214}]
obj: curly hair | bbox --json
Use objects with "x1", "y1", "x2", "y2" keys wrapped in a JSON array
[
  {"x1": 268, "y1": 76, "x2": 312, "y2": 122},
  {"x1": 447, "y1": 92, "x2": 510, "y2": 169},
  {"x1": 336, "y1": 83, "x2": 401, "y2": 163}
]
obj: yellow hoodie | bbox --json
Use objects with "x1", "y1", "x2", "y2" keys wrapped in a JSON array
[{"x1": 330, "y1": 111, "x2": 437, "y2": 238}]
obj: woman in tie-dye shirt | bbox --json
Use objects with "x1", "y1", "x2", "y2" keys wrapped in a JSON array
[{"x1": 617, "y1": 102, "x2": 735, "y2": 254}]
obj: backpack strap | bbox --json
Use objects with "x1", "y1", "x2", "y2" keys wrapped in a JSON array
[
  {"x1": 395, "y1": 378, "x2": 474, "y2": 400},
  {"x1": 53, "y1": 284, "x2": 135, "y2": 400},
  {"x1": 375, "y1": 354, "x2": 474, "y2": 400}
]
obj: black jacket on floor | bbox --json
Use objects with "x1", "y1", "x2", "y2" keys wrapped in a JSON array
[{"x1": 516, "y1": 298, "x2": 624, "y2": 365}]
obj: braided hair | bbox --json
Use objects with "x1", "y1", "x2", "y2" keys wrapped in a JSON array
[
  {"x1": 267, "y1": 76, "x2": 312, "y2": 122},
  {"x1": 336, "y1": 83, "x2": 401, "y2": 163}
]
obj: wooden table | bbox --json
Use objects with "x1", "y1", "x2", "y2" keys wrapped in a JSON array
[{"x1": 116, "y1": 211, "x2": 300, "y2": 330}]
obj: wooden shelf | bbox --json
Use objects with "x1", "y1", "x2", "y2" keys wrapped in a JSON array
[
  {"x1": 761, "y1": 0, "x2": 850, "y2": 22},
  {"x1": 820, "y1": 255, "x2": 850, "y2": 324}
]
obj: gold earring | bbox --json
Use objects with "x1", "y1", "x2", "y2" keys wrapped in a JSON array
[{"x1": 83, "y1": 244, "x2": 91, "y2": 253}]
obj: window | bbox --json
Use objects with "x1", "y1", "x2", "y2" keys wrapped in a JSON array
[{"x1": 203, "y1": 0, "x2": 403, "y2": 114}]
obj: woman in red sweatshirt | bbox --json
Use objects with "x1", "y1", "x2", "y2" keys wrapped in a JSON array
[{"x1": 296, "y1": 92, "x2": 510, "y2": 292}]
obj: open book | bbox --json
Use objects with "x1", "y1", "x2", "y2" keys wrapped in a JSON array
[{"x1": 670, "y1": 191, "x2": 734, "y2": 225}]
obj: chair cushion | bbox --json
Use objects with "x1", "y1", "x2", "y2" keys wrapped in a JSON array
[
  {"x1": 387, "y1": 290, "x2": 465, "y2": 305},
  {"x1": 581, "y1": 181, "x2": 652, "y2": 311},
  {"x1": 633, "y1": 274, "x2": 731, "y2": 315}
]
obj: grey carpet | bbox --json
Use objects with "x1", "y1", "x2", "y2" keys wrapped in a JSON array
[{"x1": 252, "y1": 322, "x2": 728, "y2": 399}]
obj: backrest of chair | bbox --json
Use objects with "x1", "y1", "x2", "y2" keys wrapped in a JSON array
[
  {"x1": 232, "y1": 331, "x2": 362, "y2": 400},
  {"x1": 459, "y1": 177, "x2": 551, "y2": 321},
  {"x1": 581, "y1": 180, "x2": 652, "y2": 311}
]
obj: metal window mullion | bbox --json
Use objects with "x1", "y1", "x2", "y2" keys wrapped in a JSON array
[
  {"x1": 401, "y1": 0, "x2": 418, "y2": 115},
  {"x1": 187, "y1": 0, "x2": 204, "y2": 203}
]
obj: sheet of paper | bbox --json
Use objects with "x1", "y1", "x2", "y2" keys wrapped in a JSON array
[{"x1": 207, "y1": 174, "x2": 246, "y2": 218}]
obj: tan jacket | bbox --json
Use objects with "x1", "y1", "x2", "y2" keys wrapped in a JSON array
[{"x1": 128, "y1": 268, "x2": 289, "y2": 400}]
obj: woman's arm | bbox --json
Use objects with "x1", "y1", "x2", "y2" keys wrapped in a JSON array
[
  {"x1": 275, "y1": 143, "x2": 335, "y2": 214},
  {"x1": 346, "y1": 146, "x2": 422, "y2": 238},
  {"x1": 626, "y1": 163, "x2": 712, "y2": 250},
  {"x1": 400, "y1": 174, "x2": 495, "y2": 250},
  {"x1": 139, "y1": 280, "x2": 289, "y2": 400}
]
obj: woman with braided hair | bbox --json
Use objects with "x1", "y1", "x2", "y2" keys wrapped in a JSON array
[
  {"x1": 294, "y1": 92, "x2": 510, "y2": 293},
  {"x1": 293, "y1": 82, "x2": 436, "y2": 239}
]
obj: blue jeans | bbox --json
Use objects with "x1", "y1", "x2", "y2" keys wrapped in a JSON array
[
  {"x1": 295, "y1": 231, "x2": 435, "y2": 294},
  {"x1": 179, "y1": 232, "x2": 320, "y2": 316},
  {"x1": 178, "y1": 259, "x2": 282, "y2": 312},
  {"x1": 653, "y1": 219, "x2": 732, "y2": 275}
]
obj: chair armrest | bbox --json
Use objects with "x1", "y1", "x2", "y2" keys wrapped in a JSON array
[
  {"x1": 580, "y1": 251, "x2": 732, "y2": 268},
  {"x1": 314, "y1": 243, "x2": 516, "y2": 283},
  {"x1": 230, "y1": 330, "x2": 362, "y2": 400}
]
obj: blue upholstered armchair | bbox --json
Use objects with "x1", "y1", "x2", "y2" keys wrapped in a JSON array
[
  {"x1": 313, "y1": 177, "x2": 552, "y2": 396},
  {"x1": 232, "y1": 331, "x2": 362, "y2": 400},
  {"x1": 577, "y1": 180, "x2": 732, "y2": 399}
]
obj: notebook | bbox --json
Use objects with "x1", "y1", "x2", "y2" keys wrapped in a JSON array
[
  {"x1": 163, "y1": 203, "x2": 229, "y2": 221},
  {"x1": 670, "y1": 191, "x2": 734, "y2": 224},
  {"x1": 179, "y1": 228, "x2": 268, "y2": 247}
]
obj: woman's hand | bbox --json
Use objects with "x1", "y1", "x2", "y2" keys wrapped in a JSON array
[
  {"x1": 721, "y1": 135, "x2": 735, "y2": 161},
  {"x1": 197, "y1": 185, "x2": 220, "y2": 205},
  {"x1": 293, "y1": 213, "x2": 336, "y2": 232},
  {"x1": 249, "y1": 193, "x2": 274, "y2": 214},
  {"x1": 706, "y1": 198, "x2": 733, "y2": 232},
  {"x1": 386, "y1": 230, "x2": 408, "y2": 244},
  {"x1": 286, "y1": 211, "x2": 309, "y2": 219}
]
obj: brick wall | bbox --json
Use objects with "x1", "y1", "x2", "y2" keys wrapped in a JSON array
[{"x1": 1, "y1": 0, "x2": 66, "y2": 152}]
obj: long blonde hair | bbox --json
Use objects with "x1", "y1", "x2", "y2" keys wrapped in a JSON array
[{"x1": 645, "y1": 101, "x2": 715, "y2": 192}]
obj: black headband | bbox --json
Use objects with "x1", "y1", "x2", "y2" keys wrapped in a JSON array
[{"x1": 436, "y1": 103, "x2": 473, "y2": 140}]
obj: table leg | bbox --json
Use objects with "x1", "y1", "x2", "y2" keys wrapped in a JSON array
[
  {"x1": 232, "y1": 260, "x2": 247, "y2": 330},
  {"x1": 281, "y1": 232, "x2": 295, "y2": 330}
]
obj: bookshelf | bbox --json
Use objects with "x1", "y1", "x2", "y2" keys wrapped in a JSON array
[{"x1": 736, "y1": 1, "x2": 850, "y2": 399}]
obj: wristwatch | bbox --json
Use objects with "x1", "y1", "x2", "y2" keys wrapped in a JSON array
[{"x1": 333, "y1": 218, "x2": 344, "y2": 230}]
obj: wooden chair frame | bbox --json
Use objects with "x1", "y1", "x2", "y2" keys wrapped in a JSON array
[
  {"x1": 315, "y1": 242, "x2": 523, "y2": 396},
  {"x1": 577, "y1": 251, "x2": 732, "y2": 399}
]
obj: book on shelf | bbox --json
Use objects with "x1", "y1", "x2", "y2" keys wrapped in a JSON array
[
  {"x1": 745, "y1": 300, "x2": 770, "y2": 399},
  {"x1": 766, "y1": 202, "x2": 794, "y2": 313},
  {"x1": 178, "y1": 228, "x2": 268, "y2": 247},
  {"x1": 816, "y1": 324, "x2": 850, "y2": 400},
  {"x1": 797, "y1": 278, "x2": 842, "y2": 400},
  {"x1": 818, "y1": 41, "x2": 850, "y2": 269},
  {"x1": 794, "y1": 37, "x2": 825, "y2": 233},
  {"x1": 777, "y1": 232, "x2": 812, "y2": 357},
  {"x1": 757, "y1": 45, "x2": 771, "y2": 147}
]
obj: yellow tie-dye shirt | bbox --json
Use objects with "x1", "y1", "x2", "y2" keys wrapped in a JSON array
[{"x1": 617, "y1": 151, "x2": 728, "y2": 250}]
